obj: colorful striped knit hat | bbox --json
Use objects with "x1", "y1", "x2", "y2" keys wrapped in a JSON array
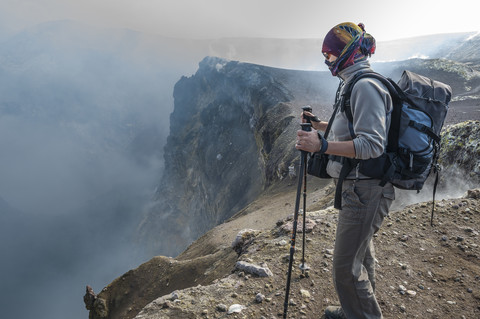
[{"x1": 322, "y1": 22, "x2": 376, "y2": 76}]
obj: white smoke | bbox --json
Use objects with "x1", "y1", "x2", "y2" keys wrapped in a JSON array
[{"x1": 391, "y1": 167, "x2": 478, "y2": 212}]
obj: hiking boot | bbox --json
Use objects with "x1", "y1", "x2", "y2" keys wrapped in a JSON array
[{"x1": 324, "y1": 306, "x2": 346, "y2": 319}]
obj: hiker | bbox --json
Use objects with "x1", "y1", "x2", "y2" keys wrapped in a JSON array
[{"x1": 295, "y1": 22, "x2": 395, "y2": 319}]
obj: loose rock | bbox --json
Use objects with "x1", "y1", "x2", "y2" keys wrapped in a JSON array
[
  {"x1": 227, "y1": 304, "x2": 246, "y2": 314},
  {"x1": 235, "y1": 261, "x2": 273, "y2": 277}
]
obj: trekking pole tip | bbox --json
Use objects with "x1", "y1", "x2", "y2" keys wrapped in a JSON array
[{"x1": 299, "y1": 263, "x2": 310, "y2": 272}]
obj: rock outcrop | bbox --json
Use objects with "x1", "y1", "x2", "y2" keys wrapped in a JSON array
[{"x1": 440, "y1": 120, "x2": 480, "y2": 184}]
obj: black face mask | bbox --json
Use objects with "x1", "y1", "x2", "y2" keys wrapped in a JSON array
[
  {"x1": 324, "y1": 59, "x2": 334, "y2": 68},
  {"x1": 324, "y1": 59, "x2": 337, "y2": 76}
]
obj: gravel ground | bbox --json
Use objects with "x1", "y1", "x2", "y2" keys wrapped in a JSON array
[{"x1": 131, "y1": 186, "x2": 480, "y2": 319}]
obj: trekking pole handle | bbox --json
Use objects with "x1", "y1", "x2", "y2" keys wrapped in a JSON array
[
  {"x1": 300, "y1": 123, "x2": 312, "y2": 132},
  {"x1": 302, "y1": 106, "x2": 320, "y2": 123},
  {"x1": 302, "y1": 105, "x2": 312, "y2": 112}
]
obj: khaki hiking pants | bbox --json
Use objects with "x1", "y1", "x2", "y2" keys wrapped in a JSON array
[{"x1": 333, "y1": 179, "x2": 395, "y2": 319}]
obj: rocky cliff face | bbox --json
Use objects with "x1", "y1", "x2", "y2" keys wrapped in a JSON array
[{"x1": 137, "y1": 57, "x2": 334, "y2": 257}]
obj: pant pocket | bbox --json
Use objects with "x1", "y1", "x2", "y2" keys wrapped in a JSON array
[
  {"x1": 340, "y1": 183, "x2": 367, "y2": 224},
  {"x1": 382, "y1": 184, "x2": 395, "y2": 201}
]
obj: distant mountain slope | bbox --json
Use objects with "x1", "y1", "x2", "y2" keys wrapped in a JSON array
[
  {"x1": 445, "y1": 32, "x2": 480, "y2": 63},
  {"x1": 374, "y1": 32, "x2": 476, "y2": 62}
]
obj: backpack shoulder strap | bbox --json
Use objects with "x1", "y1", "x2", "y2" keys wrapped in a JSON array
[
  {"x1": 343, "y1": 72, "x2": 403, "y2": 122},
  {"x1": 323, "y1": 80, "x2": 345, "y2": 139},
  {"x1": 342, "y1": 71, "x2": 405, "y2": 148}
]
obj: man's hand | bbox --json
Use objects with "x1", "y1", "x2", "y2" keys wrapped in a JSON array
[{"x1": 296, "y1": 129, "x2": 322, "y2": 153}]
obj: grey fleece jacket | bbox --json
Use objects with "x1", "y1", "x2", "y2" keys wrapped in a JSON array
[{"x1": 326, "y1": 61, "x2": 393, "y2": 179}]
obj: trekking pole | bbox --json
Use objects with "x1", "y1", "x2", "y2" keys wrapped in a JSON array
[
  {"x1": 283, "y1": 122, "x2": 311, "y2": 319},
  {"x1": 299, "y1": 150, "x2": 310, "y2": 274},
  {"x1": 299, "y1": 106, "x2": 313, "y2": 273}
]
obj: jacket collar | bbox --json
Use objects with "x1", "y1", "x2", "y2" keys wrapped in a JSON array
[{"x1": 337, "y1": 61, "x2": 373, "y2": 82}]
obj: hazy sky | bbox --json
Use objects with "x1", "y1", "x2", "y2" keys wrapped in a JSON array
[{"x1": 1, "y1": 0, "x2": 479, "y2": 40}]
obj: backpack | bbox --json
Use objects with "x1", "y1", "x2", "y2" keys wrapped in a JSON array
[{"x1": 327, "y1": 70, "x2": 452, "y2": 225}]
